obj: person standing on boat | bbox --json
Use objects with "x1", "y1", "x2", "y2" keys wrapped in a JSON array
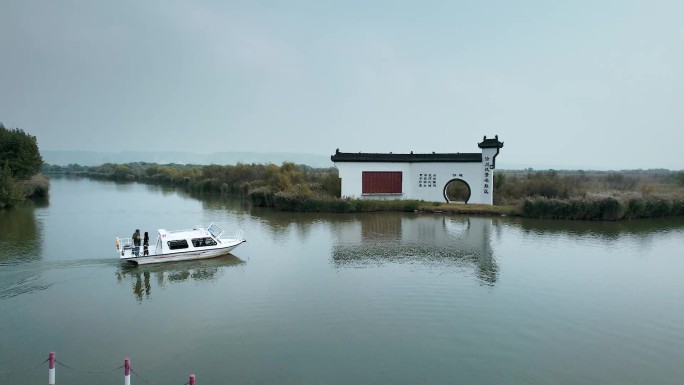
[
  {"x1": 132, "y1": 229, "x2": 142, "y2": 257},
  {"x1": 143, "y1": 231, "x2": 149, "y2": 256}
]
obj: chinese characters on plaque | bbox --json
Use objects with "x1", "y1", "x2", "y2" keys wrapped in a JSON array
[
  {"x1": 483, "y1": 156, "x2": 490, "y2": 195},
  {"x1": 418, "y1": 173, "x2": 437, "y2": 188}
]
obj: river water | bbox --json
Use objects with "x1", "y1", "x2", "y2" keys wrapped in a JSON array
[{"x1": 1, "y1": 176, "x2": 683, "y2": 385}]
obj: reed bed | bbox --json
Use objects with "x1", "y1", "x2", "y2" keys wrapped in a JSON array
[
  {"x1": 496, "y1": 170, "x2": 684, "y2": 219},
  {"x1": 43, "y1": 163, "x2": 684, "y2": 219}
]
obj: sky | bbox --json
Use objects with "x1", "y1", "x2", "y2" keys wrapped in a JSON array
[{"x1": 1, "y1": 0, "x2": 683, "y2": 170}]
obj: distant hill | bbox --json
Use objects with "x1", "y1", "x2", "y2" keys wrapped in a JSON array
[{"x1": 42, "y1": 150, "x2": 333, "y2": 168}]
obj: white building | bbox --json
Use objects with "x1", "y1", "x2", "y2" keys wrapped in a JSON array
[{"x1": 331, "y1": 135, "x2": 504, "y2": 205}]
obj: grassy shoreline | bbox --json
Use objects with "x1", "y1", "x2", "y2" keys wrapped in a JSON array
[{"x1": 42, "y1": 162, "x2": 684, "y2": 220}]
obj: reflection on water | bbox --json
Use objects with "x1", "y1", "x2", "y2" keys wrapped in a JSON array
[
  {"x1": 248, "y1": 207, "x2": 333, "y2": 241},
  {"x1": 509, "y1": 216, "x2": 684, "y2": 240},
  {"x1": 195, "y1": 193, "x2": 252, "y2": 212},
  {"x1": 331, "y1": 214, "x2": 498, "y2": 285},
  {"x1": 0, "y1": 200, "x2": 44, "y2": 264},
  {"x1": 0, "y1": 200, "x2": 48, "y2": 299},
  {"x1": 115, "y1": 255, "x2": 244, "y2": 301}
]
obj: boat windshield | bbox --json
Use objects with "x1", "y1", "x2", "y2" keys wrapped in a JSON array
[{"x1": 207, "y1": 224, "x2": 223, "y2": 238}]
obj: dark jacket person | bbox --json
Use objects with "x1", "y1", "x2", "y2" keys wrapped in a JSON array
[
  {"x1": 132, "y1": 229, "x2": 142, "y2": 256},
  {"x1": 143, "y1": 231, "x2": 149, "y2": 256}
]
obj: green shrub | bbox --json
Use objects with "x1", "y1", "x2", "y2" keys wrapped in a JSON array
[
  {"x1": 671, "y1": 199, "x2": 684, "y2": 216},
  {"x1": 0, "y1": 123, "x2": 43, "y2": 180},
  {"x1": 643, "y1": 197, "x2": 671, "y2": 217},
  {"x1": 521, "y1": 196, "x2": 623, "y2": 220},
  {"x1": 22, "y1": 173, "x2": 50, "y2": 198},
  {"x1": 624, "y1": 196, "x2": 681, "y2": 218},
  {"x1": 625, "y1": 198, "x2": 644, "y2": 219},
  {"x1": 0, "y1": 161, "x2": 26, "y2": 208},
  {"x1": 248, "y1": 186, "x2": 275, "y2": 207},
  {"x1": 189, "y1": 178, "x2": 223, "y2": 194}
]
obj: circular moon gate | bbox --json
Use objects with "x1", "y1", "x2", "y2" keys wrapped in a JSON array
[{"x1": 443, "y1": 179, "x2": 471, "y2": 204}]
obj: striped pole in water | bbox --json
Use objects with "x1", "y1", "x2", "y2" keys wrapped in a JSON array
[
  {"x1": 189, "y1": 374, "x2": 195, "y2": 385},
  {"x1": 48, "y1": 352, "x2": 55, "y2": 385},
  {"x1": 124, "y1": 358, "x2": 131, "y2": 385}
]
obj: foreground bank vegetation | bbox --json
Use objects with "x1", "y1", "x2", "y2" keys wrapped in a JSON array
[
  {"x1": 0, "y1": 123, "x2": 48, "y2": 208},
  {"x1": 43, "y1": 161, "x2": 684, "y2": 220}
]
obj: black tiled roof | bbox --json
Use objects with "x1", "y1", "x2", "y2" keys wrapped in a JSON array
[
  {"x1": 478, "y1": 135, "x2": 504, "y2": 149},
  {"x1": 331, "y1": 151, "x2": 482, "y2": 163}
]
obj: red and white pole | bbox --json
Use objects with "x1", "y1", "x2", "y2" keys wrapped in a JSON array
[
  {"x1": 48, "y1": 352, "x2": 55, "y2": 385},
  {"x1": 189, "y1": 374, "x2": 195, "y2": 385},
  {"x1": 124, "y1": 358, "x2": 131, "y2": 385}
]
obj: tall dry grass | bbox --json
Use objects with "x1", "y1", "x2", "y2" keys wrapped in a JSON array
[{"x1": 496, "y1": 170, "x2": 684, "y2": 219}]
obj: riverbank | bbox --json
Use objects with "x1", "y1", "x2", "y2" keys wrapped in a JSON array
[
  {"x1": 250, "y1": 192, "x2": 684, "y2": 221},
  {"x1": 41, "y1": 162, "x2": 684, "y2": 220},
  {"x1": 361, "y1": 194, "x2": 684, "y2": 220},
  {"x1": 417, "y1": 203, "x2": 518, "y2": 216}
]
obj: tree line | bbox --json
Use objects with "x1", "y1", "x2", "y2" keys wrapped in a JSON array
[{"x1": 0, "y1": 123, "x2": 47, "y2": 208}]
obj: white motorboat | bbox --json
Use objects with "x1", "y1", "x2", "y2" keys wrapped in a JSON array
[{"x1": 116, "y1": 224, "x2": 246, "y2": 265}]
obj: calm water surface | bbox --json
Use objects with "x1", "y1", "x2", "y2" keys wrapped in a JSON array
[{"x1": 1, "y1": 177, "x2": 683, "y2": 385}]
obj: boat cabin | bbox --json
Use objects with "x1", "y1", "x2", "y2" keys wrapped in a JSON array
[{"x1": 118, "y1": 224, "x2": 226, "y2": 256}]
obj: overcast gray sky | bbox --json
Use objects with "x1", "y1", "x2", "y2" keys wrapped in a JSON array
[{"x1": 1, "y1": 1, "x2": 682, "y2": 170}]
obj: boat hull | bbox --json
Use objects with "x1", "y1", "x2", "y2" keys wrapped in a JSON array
[{"x1": 122, "y1": 241, "x2": 245, "y2": 265}]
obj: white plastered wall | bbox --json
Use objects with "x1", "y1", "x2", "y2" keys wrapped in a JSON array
[{"x1": 335, "y1": 147, "x2": 499, "y2": 205}]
